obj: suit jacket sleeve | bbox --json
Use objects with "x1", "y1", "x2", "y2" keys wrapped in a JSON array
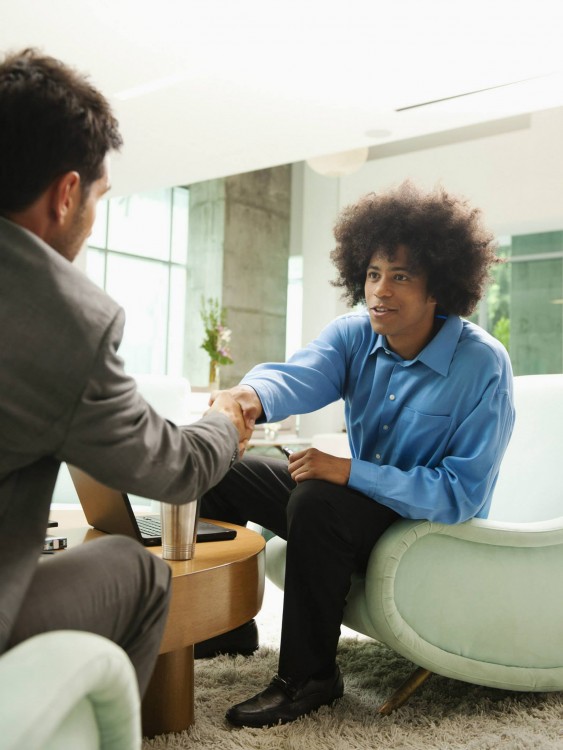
[{"x1": 55, "y1": 309, "x2": 238, "y2": 504}]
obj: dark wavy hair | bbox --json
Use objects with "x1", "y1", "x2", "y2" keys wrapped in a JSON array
[
  {"x1": 0, "y1": 48, "x2": 122, "y2": 214},
  {"x1": 331, "y1": 181, "x2": 500, "y2": 316}
]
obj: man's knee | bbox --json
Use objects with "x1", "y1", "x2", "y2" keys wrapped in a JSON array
[
  {"x1": 286, "y1": 480, "x2": 336, "y2": 530},
  {"x1": 98, "y1": 535, "x2": 171, "y2": 599},
  {"x1": 132, "y1": 539, "x2": 171, "y2": 596},
  {"x1": 201, "y1": 465, "x2": 249, "y2": 526}
]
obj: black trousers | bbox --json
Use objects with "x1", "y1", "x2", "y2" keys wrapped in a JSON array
[{"x1": 201, "y1": 454, "x2": 399, "y2": 683}]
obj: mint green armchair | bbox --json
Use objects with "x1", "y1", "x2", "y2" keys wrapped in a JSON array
[
  {"x1": 0, "y1": 630, "x2": 141, "y2": 750},
  {"x1": 261, "y1": 374, "x2": 563, "y2": 709}
]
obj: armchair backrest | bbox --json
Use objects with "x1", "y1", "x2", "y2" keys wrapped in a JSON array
[{"x1": 489, "y1": 374, "x2": 563, "y2": 522}]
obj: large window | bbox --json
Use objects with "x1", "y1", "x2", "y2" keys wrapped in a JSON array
[
  {"x1": 473, "y1": 231, "x2": 563, "y2": 375},
  {"x1": 86, "y1": 187, "x2": 189, "y2": 377}
]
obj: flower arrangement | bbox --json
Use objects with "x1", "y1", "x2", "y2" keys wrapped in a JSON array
[{"x1": 200, "y1": 297, "x2": 234, "y2": 375}]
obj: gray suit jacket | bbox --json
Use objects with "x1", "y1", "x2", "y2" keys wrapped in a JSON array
[{"x1": 0, "y1": 217, "x2": 238, "y2": 652}]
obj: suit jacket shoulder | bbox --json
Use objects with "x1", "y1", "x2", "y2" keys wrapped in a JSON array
[{"x1": 0, "y1": 217, "x2": 122, "y2": 451}]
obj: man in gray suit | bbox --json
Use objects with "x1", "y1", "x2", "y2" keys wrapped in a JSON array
[{"x1": 0, "y1": 48, "x2": 249, "y2": 695}]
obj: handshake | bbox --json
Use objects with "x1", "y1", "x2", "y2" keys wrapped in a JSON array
[
  {"x1": 207, "y1": 385, "x2": 351, "y2": 486},
  {"x1": 206, "y1": 385, "x2": 262, "y2": 458}
]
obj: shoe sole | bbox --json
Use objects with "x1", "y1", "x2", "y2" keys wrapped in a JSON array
[{"x1": 195, "y1": 645, "x2": 258, "y2": 660}]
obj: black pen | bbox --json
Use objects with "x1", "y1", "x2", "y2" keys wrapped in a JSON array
[{"x1": 281, "y1": 446, "x2": 294, "y2": 459}]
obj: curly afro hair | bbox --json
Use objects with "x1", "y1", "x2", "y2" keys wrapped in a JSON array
[{"x1": 330, "y1": 181, "x2": 500, "y2": 317}]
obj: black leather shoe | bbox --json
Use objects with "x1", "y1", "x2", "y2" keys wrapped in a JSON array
[
  {"x1": 194, "y1": 619, "x2": 258, "y2": 659},
  {"x1": 226, "y1": 666, "x2": 344, "y2": 727}
]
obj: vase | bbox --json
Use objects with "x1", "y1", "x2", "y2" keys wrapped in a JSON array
[{"x1": 209, "y1": 360, "x2": 220, "y2": 390}]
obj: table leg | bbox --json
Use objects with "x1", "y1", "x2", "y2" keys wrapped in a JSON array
[{"x1": 142, "y1": 645, "x2": 194, "y2": 738}]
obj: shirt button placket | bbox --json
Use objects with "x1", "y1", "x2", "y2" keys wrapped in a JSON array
[{"x1": 378, "y1": 385, "x2": 397, "y2": 463}]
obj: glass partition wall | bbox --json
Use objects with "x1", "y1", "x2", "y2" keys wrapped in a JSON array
[{"x1": 472, "y1": 231, "x2": 563, "y2": 375}]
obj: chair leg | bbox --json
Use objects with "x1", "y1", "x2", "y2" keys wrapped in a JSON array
[{"x1": 377, "y1": 667, "x2": 433, "y2": 715}]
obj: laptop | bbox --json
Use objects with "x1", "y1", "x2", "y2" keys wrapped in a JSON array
[{"x1": 67, "y1": 464, "x2": 236, "y2": 547}]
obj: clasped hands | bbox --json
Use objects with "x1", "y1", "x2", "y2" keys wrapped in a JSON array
[
  {"x1": 207, "y1": 385, "x2": 351, "y2": 485},
  {"x1": 206, "y1": 387, "x2": 254, "y2": 457}
]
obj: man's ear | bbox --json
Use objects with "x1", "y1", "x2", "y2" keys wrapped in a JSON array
[{"x1": 49, "y1": 171, "x2": 81, "y2": 225}]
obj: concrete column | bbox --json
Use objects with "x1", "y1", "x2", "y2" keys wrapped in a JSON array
[{"x1": 184, "y1": 166, "x2": 291, "y2": 389}]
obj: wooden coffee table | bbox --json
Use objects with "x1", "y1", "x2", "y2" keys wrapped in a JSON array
[{"x1": 54, "y1": 510, "x2": 265, "y2": 738}]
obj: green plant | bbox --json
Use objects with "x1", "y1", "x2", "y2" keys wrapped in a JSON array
[
  {"x1": 200, "y1": 297, "x2": 234, "y2": 365},
  {"x1": 493, "y1": 315, "x2": 510, "y2": 351}
]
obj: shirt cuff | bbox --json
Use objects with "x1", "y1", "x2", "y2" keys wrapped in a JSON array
[{"x1": 348, "y1": 458, "x2": 378, "y2": 499}]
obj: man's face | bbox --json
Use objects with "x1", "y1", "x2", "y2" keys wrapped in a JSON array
[
  {"x1": 52, "y1": 156, "x2": 111, "y2": 262},
  {"x1": 364, "y1": 244, "x2": 437, "y2": 360}
]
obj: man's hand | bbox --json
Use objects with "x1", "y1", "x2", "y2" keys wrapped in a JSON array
[
  {"x1": 209, "y1": 385, "x2": 263, "y2": 432},
  {"x1": 287, "y1": 448, "x2": 351, "y2": 486},
  {"x1": 207, "y1": 391, "x2": 253, "y2": 457}
]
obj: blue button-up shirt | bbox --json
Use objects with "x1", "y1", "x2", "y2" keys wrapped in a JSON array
[{"x1": 242, "y1": 311, "x2": 515, "y2": 524}]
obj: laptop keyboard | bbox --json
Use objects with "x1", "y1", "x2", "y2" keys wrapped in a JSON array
[{"x1": 137, "y1": 516, "x2": 161, "y2": 536}]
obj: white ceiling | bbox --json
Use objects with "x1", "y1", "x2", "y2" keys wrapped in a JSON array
[{"x1": 3, "y1": 0, "x2": 563, "y2": 196}]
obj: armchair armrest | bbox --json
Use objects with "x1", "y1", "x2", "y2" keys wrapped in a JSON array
[
  {"x1": 0, "y1": 630, "x2": 141, "y2": 750},
  {"x1": 364, "y1": 517, "x2": 563, "y2": 691}
]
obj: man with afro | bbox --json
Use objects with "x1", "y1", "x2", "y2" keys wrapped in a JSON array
[{"x1": 201, "y1": 180, "x2": 515, "y2": 727}]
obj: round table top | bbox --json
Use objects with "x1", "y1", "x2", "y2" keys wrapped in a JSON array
[{"x1": 53, "y1": 508, "x2": 266, "y2": 651}]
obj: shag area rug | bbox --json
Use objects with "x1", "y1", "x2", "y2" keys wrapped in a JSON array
[{"x1": 142, "y1": 638, "x2": 563, "y2": 750}]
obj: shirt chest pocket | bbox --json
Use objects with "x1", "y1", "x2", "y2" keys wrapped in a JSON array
[{"x1": 393, "y1": 406, "x2": 453, "y2": 467}]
